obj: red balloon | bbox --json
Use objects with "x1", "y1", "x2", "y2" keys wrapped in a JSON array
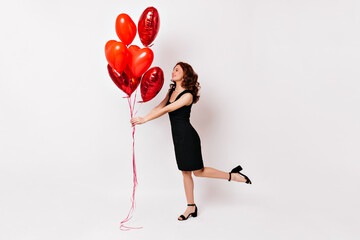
[
  {"x1": 138, "y1": 7, "x2": 160, "y2": 47},
  {"x1": 115, "y1": 13, "x2": 137, "y2": 45},
  {"x1": 123, "y1": 64, "x2": 133, "y2": 79},
  {"x1": 140, "y1": 67, "x2": 164, "y2": 102},
  {"x1": 105, "y1": 40, "x2": 129, "y2": 74},
  {"x1": 127, "y1": 45, "x2": 154, "y2": 77},
  {"x1": 107, "y1": 64, "x2": 141, "y2": 96},
  {"x1": 105, "y1": 40, "x2": 117, "y2": 51}
]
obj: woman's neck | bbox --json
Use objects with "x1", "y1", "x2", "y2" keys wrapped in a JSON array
[{"x1": 174, "y1": 81, "x2": 186, "y2": 92}]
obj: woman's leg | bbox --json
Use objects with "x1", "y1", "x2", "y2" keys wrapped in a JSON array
[
  {"x1": 182, "y1": 171, "x2": 194, "y2": 204},
  {"x1": 178, "y1": 171, "x2": 196, "y2": 220},
  {"x1": 193, "y1": 167, "x2": 246, "y2": 182}
]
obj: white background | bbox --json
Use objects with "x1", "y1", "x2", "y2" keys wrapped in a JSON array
[{"x1": 1, "y1": 0, "x2": 359, "y2": 239}]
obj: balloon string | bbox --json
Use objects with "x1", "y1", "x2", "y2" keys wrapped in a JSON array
[
  {"x1": 133, "y1": 83, "x2": 138, "y2": 111},
  {"x1": 119, "y1": 94, "x2": 142, "y2": 231},
  {"x1": 133, "y1": 85, "x2": 143, "y2": 116},
  {"x1": 134, "y1": 102, "x2": 143, "y2": 116}
]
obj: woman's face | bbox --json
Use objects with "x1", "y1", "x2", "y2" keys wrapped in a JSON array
[{"x1": 171, "y1": 65, "x2": 184, "y2": 82}]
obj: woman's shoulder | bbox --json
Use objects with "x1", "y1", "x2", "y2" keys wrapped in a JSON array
[{"x1": 182, "y1": 91, "x2": 194, "y2": 104}]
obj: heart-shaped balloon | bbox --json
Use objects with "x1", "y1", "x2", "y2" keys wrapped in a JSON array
[
  {"x1": 105, "y1": 40, "x2": 117, "y2": 51},
  {"x1": 115, "y1": 13, "x2": 136, "y2": 46},
  {"x1": 127, "y1": 45, "x2": 154, "y2": 77},
  {"x1": 105, "y1": 40, "x2": 129, "y2": 74},
  {"x1": 107, "y1": 64, "x2": 141, "y2": 96},
  {"x1": 140, "y1": 67, "x2": 164, "y2": 102},
  {"x1": 138, "y1": 7, "x2": 160, "y2": 47}
]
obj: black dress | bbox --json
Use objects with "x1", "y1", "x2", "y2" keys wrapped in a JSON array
[{"x1": 166, "y1": 88, "x2": 204, "y2": 171}]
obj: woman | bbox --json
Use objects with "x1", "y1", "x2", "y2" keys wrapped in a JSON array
[{"x1": 130, "y1": 62, "x2": 252, "y2": 221}]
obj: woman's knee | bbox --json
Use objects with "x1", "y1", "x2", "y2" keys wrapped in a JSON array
[
  {"x1": 181, "y1": 171, "x2": 192, "y2": 177},
  {"x1": 193, "y1": 168, "x2": 204, "y2": 177}
]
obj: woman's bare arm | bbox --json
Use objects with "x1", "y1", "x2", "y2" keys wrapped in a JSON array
[{"x1": 130, "y1": 92, "x2": 193, "y2": 126}]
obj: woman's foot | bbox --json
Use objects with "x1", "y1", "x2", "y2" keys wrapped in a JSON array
[
  {"x1": 228, "y1": 165, "x2": 252, "y2": 184},
  {"x1": 178, "y1": 204, "x2": 196, "y2": 220},
  {"x1": 230, "y1": 172, "x2": 247, "y2": 182}
]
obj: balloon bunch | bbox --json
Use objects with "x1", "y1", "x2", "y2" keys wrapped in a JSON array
[
  {"x1": 104, "y1": 7, "x2": 162, "y2": 231},
  {"x1": 105, "y1": 7, "x2": 163, "y2": 102}
]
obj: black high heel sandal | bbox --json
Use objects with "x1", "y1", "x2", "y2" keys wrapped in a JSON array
[
  {"x1": 178, "y1": 204, "x2": 198, "y2": 221},
  {"x1": 228, "y1": 165, "x2": 252, "y2": 184}
]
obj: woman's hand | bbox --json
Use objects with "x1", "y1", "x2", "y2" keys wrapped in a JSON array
[{"x1": 130, "y1": 116, "x2": 146, "y2": 126}]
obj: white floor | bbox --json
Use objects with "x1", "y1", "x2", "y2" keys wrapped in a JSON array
[{"x1": 1, "y1": 169, "x2": 358, "y2": 240}]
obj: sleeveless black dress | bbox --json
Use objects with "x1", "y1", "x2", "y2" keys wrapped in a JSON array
[{"x1": 166, "y1": 89, "x2": 204, "y2": 171}]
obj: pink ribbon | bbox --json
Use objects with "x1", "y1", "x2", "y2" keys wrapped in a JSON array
[{"x1": 120, "y1": 88, "x2": 143, "y2": 231}]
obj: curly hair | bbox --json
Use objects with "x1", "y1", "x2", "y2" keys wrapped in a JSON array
[{"x1": 169, "y1": 62, "x2": 201, "y2": 104}]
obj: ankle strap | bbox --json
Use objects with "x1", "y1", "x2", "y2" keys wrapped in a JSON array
[{"x1": 187, "y1": 204, "x2": 196, "y2": 206}]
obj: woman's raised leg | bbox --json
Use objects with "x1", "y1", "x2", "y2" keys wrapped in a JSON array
[{"x1": 193, "y1": 167, "x2": 246, "y2": 182}]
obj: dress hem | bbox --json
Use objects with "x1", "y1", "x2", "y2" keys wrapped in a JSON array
[{"x1": 178, "y1": 166, "x2": 204, "y2": 171}]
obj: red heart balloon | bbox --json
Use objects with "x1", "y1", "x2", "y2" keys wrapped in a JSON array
[
  {"x1": 140, "y1": 67, "x2": 164, "y2": 102},
  {"x1": 105, "y1": 40, "x2": 117, "y2": 52},
  {"x1": 115, "y1": 13, "x2": 136, "y2": 46},
  {"x1": 127, "y1": 45, "x2": 154, "y2": 77},
  {"x1": 105, "y1": 40, "x2": 129, "y2": 74},
  {"x1": 107, "y1": 64, "x2": 141, "y2": 96},
  {"x1": 138, "y1": 7, "x2": 160, "y2": 47}
]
